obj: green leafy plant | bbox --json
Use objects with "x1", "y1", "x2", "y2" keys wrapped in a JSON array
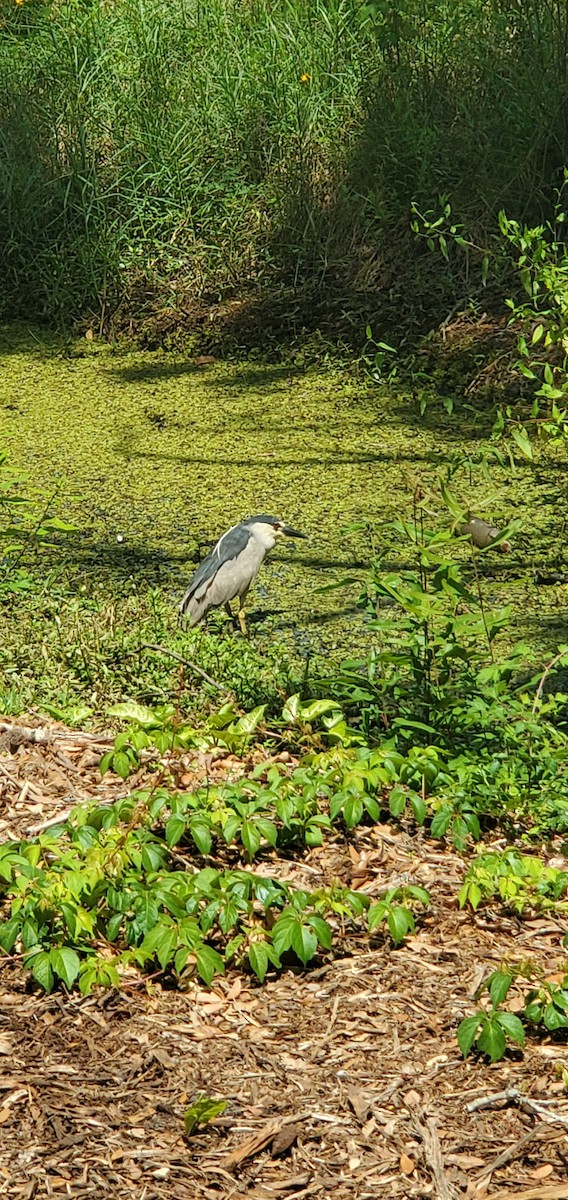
[
  {"x1": 524, "y1": 979, "x2": 568, "y2": 1033},
  {"x1": 458, "y1": 851, "x2": 568, "y2": 916},
  {"x1": 457, "y1": 1006, "x2": 525, "y2": 1063},
  {"x1": 184, "y1": 1094, "x2": 227, "y2": 1137},
  {"x1": 457, "y1": 969, "x2": 525, "y2": 1062},
  {"x1": 100, "y1": 700, "x2": 268, "y2": 780},
  {"x1": 368, "y1": 885, "x2": 430, "y2": 945}
]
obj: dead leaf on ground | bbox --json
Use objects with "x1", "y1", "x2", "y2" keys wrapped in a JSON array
[{"x1": 346, "y1": 1085, "x2": 371, "y2": 1122}]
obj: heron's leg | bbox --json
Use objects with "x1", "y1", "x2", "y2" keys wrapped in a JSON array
[
  {"x1": 224, "y1": 601, "x2": 234, "y2": 622},
  {"x1": 237, "y1": 600, "x2": 248, "y2": 637}
]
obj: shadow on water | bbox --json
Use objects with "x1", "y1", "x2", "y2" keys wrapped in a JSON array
[
  {"x1": 31, "y1": 535, "x2": 199, "y2": 592},
  {"x1": 394, "y1": 394, "x2": 499, "y2": 441},
  {"x1": 102, "y1": 361, "x2": 201, "y2": 383},
  {"x1": 28, "y1": 531, "x2": 369, "y2": 594},
  {"x1": 104, "y1": 361, "x2": 305, "y2": 389},
  {"x1": 116, "y1": 446, "x2": 451, "y2": 468}
]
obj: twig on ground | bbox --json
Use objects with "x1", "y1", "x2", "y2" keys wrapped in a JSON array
[
  {"x1": 487, "y1": 1185, "x2": 568, "y2": 1200},
  {"x1": 476, "y1": 1126, "x2": 561, "y2": 1184},
  {"x1": 411, "y1": 1108, "x2": 457, "y2": 1200},
  {"x1": 466, "y1": 1087, "x2": 568, "y2": 1129},
  {"x1": 134, "y1": 643, "x2": 230, "y2": 693}
]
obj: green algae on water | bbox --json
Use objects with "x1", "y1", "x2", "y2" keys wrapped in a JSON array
[{"x1": 1, "y1": 324, "x2": 567, "y2": 712}]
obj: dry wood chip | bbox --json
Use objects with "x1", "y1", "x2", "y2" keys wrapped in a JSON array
[
  {"x1": 488, "y1": 1188, "x2": 568, "y2": 1200},
  {"x1": 270, "y1": 1123, "x2": 301, "y2": 1157},
  {"x1": 345, "y1": 1084, "x2": 371, "y2": 1122},
  {"x1": 221, "y1": 1117, "x2": 297, "y2": 1170}
]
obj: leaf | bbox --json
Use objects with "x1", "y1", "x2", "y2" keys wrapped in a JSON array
[
  {"x1": 254, "y1": 818, "x2": 278, "y2": 847},
  {"x1": 195, "y1": 945, "x2": 224, "y2": 986},
  {"x1": 133, "y1": 893, "x2": 159, "y2": 935},
  {"x1": 184, "y1": 1094, "x2": 227, "y2": 1136},
  {"x1": 28, "y1": 950, "x2": 54, "y2": 993},
  {"x1": 457, "y1": 1014, "x2": 483, "y2": 1057},
  {"x1": 282, "y1": 695, "x2": 301, "y2": 722},
  {"x1": 112, "y1": 750, "x2": 133, "y2": 780},
  {"x1": 107, "y1": 702, "x2": 160, "y2": 728},
  {"x1": 511, "y1": 425, "x2": 533, "y2": 460},
  {"x1": 166, "y1": 816, "x2": 186, "y2": 847},
  {"x1": 0, "y1": 918, "x2": 20, "y2": 953},
  {"x1": 404, "y1": 885, "x2": 430, "y2": 906},
  {"x1": 343, "y1": 794, "x2": 364, "y2": 827},
  {"x1": 387, "y1": 905, "x2": 414, "y2": 944},
  {"x1": 461, "y1": 881, "x2": 482, "y2": 910},
  {"x1": 430, "y1": 808, "x2": 452, "y2": 838},
  {"x1": 476, "y1": 1017, "x2": 507, "y2": 1062},
  {"x1": 248, "y1": 941, "x2": 269, "y2": 982},
  {"x1": 141, "y1": 843, "x2": 165, "y2": 872},
  {"x1": 389, "y1": 786, "x2": 406, "y2": 817},
  {"x1": 222, "y1": 813, "x2": 241, "y2": 843},
  {"x1": 307, "y1": 914, "x2": 332, "y2": 949},
  {"x1": 496, "y1": 1011, "x2": 525, "y2": 1046},
  {"x1": 291, "y1": 921, "x2": 318, "y2": 965},
  {"x1": 99, "y1": 751, "x2": 113, "y2": 776},
  {"x1": 233, "y1": 705, "x2": 266, "y2": 736},
  {"x1": 488, "y1": 971, "x2": 513, "y2": 1007},
  {"x1": 271, "y1": 913, "x2": 296, "y2": 956},
  {"x1": 106, "y1": 912, "x2": 123, "y2": 941},
  {"x1": 409, "y1": 793, "x2": 427, "y2": 825},
  {"x1": 367, "y1": 901, "x2": 387, "y2": 932},
  {"x1": 543, "y1": 1003, "x2": 568, "y2": 1031},
  {"x1": 305, "y1": 826, "x2": 324, "y2": 847},
  {"x1": 241, "y1": 820, "x2": 261, "y2": 859},
  {"x1": 154, "y1": 926, "x2": 177, "y2": 970},
  {"x1": 50, "y1": 947, "x2": 80, "y2": 988},
  {"x1": 300, "y1": 699, "x2": 339, "y2": 723},
  {"x1": 190, "y1": 819, "x2": 213, "y2": 855}
]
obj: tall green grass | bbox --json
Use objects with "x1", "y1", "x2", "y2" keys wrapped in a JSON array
[{"x1": 0, "y1": 0, "x2": 567, "y2": 327}]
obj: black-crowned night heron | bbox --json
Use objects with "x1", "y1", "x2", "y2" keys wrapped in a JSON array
[{"x1": 179, "y1": 515, "x2": 307, "y2": 635}]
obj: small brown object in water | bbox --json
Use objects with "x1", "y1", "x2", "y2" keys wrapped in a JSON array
[{"x1": 459, "y1": 518, "x2": 511, "y2": 553}]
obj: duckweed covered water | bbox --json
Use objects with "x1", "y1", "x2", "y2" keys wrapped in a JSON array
[{"x1": 1, "y1": 324, "x2": 567, "y2": 709}]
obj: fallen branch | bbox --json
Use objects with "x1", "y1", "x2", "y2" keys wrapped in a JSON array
[
  {"x1": 132, "y1": 643, "x2": 230, "y2": 694},
  {"x1": 466, "y1": 1087, "x2": 568, "y2": 1129},
  {"x1": 0, "y1": 721, "x2": 112, "y2": 750}
]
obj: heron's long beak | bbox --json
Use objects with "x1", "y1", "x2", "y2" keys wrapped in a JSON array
[{"x1": 281, "y1": 525, "x2": 307, "y2": 539}]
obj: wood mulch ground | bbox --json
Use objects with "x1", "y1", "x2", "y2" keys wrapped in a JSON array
[{"x1": 1, "y1": 720, "x2": 568, "y2": 1200}]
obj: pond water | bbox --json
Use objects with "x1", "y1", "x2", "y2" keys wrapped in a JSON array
[{"x1": 1, "y1": 324, "x2": 567, "y2": 692}]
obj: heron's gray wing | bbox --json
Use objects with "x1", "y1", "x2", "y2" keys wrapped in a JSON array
[{"x1": 179, "y1": 524, "x2": 252, "y2": 622}]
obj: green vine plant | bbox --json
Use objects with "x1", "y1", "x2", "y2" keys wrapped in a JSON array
[
  {"x1": 0, "y1": 820, "x2": 431, "y2": 993},
  {"x1": 458, "y1": 965, "x2": 568, "y2": 1063}
]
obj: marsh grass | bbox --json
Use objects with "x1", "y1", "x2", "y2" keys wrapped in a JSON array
[{"x1": 0, "y1": 0, "x2": 567, "y2": 327}]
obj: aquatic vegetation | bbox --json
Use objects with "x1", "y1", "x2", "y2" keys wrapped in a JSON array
[{"x1": 0, "y1": 326, "x2": 567, "y2": 711}]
